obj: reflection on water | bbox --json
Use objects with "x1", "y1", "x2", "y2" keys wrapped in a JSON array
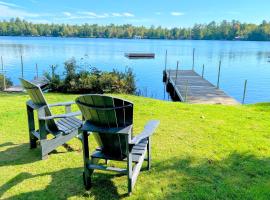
[{"x1": 0, "y1": 36, "x2": 270, "y2": 103}]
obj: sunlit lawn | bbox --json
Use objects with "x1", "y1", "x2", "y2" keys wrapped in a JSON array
[{"x1": 1, "y1": 92, "x2": 270, "y2": 199}]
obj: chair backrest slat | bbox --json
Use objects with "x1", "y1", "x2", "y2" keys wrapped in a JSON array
[
  {"x1": 20, "y1": 78, "x2": 58, "y2": 132},
  {"x1": 93, "y1": 95, "x2": 118, "y2": 127},
  {"x1": 76, "y1": 94, "x2": 133, "y2": 159}
]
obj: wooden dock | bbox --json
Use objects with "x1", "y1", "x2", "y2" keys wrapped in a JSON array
[
  {"x1": 163, "y1": 70, "x2": 238, "y2": 105},
  {"x1": 4, "y1": 77, "x2": 49, "y2": 92},
  {"x1": 4, "y1": 85, "x2": 24, "y2": 92}
]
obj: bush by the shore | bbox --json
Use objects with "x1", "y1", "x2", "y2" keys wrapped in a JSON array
[{"x1": 44, "y1": 58, "x2": 136, "y2": 94}]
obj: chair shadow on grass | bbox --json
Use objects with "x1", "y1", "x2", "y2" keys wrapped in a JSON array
[
  {"x1": 0, "y1": 168, "x2": 128, "y2": 200},
  {"x1": 152, "y1": 152, "x2": 270, "y2": 200},
  {"x1": 0, "y1": 142, "x2": 16, "y2": 148},
  {"x1": 0, "y1": 142, "x2": 127, "y2": 199},
  {"x1": 0, "y1": 143, "x2": 40, "y2": 167},
  {"x1": 0, "y1": 142, "x2": 79, "y2": 167}
]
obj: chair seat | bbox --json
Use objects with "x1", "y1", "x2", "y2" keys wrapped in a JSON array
[
  {"x1": 56, "y1": 117, "x2": 82, "y2": 135},
  {"x1": 91, "y1": 138, "x2": 148, "y2": 163}
]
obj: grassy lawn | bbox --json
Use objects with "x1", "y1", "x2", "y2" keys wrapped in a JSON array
[{"x1": 1, "y1": 92, "x2": 270, "y2": 199}]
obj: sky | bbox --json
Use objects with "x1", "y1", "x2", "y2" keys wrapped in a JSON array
[{"x1": 0, "y1": 0, "x2": 269, "y2": 27}]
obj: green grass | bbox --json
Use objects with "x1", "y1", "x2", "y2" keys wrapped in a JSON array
[{"x1": 1, "y1": 92, "x2": 270, "y2": 200}]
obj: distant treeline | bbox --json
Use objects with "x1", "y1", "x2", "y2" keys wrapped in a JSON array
[{"x1": 1, "y1": 18, "x2": 270, "y2": 41}]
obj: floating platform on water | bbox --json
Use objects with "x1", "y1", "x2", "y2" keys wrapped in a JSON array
[
  {"x1": 4, "y1": 77, "x2": 49, "y2": 92},
  {"x1": 125, "y1": 53, "x2": 155, "y2": 59},
  {"x1": 163, "y1": 70, "x2": 238, "y2": 105}
]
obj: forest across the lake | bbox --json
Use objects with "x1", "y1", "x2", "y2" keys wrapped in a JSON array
[{"x1": 1, "y1": 18, "x2": 270, "y2": 41}]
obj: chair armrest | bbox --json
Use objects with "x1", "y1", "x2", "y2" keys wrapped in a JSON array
[
  {"x1": 81, "y1": 121, "x2": 133, "y2": 135},
  {"x1": 48, "y1": 101, "x2": 75, "y2": 107},
  {"x1": 130, "y1": 120, "x2": 159, "y2": 145},
  {"x1": 38, "y1": 111, "x2": 81, "y2": 120},
  {"x1": 26, "y1": 100, "x2": 44, "y2": 110}
]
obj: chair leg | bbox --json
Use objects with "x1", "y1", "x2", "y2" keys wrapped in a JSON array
[
  {"x1": 29, "y1": 134, "x2": 37, "y2": 149},
  {"x1": 128, "y1": 153, "x2": 132, "y2": 195},
  {"x1": 39, "y1": 119, "x2": 48, "y2": 160},
  {"x1": 82, "y1": 130, "x2": 93, "y2": 190},
  {"x1": 147, "y1": 137, "x2": 151, "y2": 170},
  {"x1": 27, "y1": 105, "x2": 37, "y2": 149},
  {"x1": 127, "y1": 135, "x2": 133, "y2": 195},
  {"x1": 84, "y1": 157, "x2": 101, "y2": 190},
  {"x1": 83, "y1": 170, "x2": 92, "y2": 190},
  {"x1": 40, "y1": 139, "x2": 49, "y2": 160}
]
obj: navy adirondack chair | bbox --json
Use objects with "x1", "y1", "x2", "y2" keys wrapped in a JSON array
[
  {"x1": 76, "y1": 94, "x2": 159, "y2": 195},
  {"x1": 20, "y1": 78, "x2": 82, "y2": 159}
]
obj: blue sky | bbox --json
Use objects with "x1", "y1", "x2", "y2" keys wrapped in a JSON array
[{"x1": 0, "y1": 0, "x2": 269, "y2": 27}]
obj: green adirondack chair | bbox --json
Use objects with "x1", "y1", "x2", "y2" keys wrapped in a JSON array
[
  {"x1": 76, "y1": 94, "x2": 159, "y2": 195},
  {"x1": 20, "y1": 78, "x2": 82, "y2": 159}
]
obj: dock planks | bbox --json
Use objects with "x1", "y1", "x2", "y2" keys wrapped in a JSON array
[
  {"x1": 4, "y1": 77, "x2": 49, "y2": 92},
  {"x1": 164, "y1": 70, "x2": 238, "y2": 105}
]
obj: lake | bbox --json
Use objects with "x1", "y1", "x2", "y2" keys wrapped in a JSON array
[{"x1": 1, "y1": 36, "x2": 270, "y2": 104}]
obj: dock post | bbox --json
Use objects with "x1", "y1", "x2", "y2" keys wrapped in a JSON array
[
  {"x1": 184, "y1": 80, "x2": 189, "y2": 102},
  {"x1": 242, "y1": 80, "x2": 247, "y2": 104},
  {"x1": 144, "y1": 87, "x2": 148, "y2": 97},
  {"x1": 175, "y1": 61, "x2": 179, "y2": 83},
  {"x1": 1, "y1": 56, "x2": 2, "y2": 72},
  {"x1": 217, "y1": 60, "x2": 221, "y2": 89},
  {"x1": 163, "y1": 50, "x2": 168, "y2": 82},
  {"x1": 164, "y1": 50, "x2": 168, "y2": 71},
  {"x1": 192, "y1": 48, "x2": 195, "y2": 71},
  {"x1": 202, "y1": 64, "x2": 205, "y2": 78},
  {"x1": 1, "y1": 56, "x2": 6, "y2": 90},
  {"x1": 163, "y1": 84, "x2": 166, "y2": 100},
  {"x1": 51, "y1": 65, "x2": 56, "y2": 78},
  {"x1": 174, "y1": 61, "x2": 179, "y2": 97},
  {"x1": 20, "y1": 55, "x2": 24, "y2": 78},
  {"x1": 35, "y1": 63, "x2": 38, "y2": 79}
]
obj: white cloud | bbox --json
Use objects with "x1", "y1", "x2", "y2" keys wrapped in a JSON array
[
  {"x1": 62, "y1": 12, "x2": 71, "y2": 17},
  {"x1": 58, "y1": 11, "x2": 135, "y2": 20},
  {"x1": 112, "y1": 13, "x2": 122, "y2": 17},
  {"x1": 0, "y1": 2, "x2": 136, "y2": 23},
  {"x1": 0, "y1": 1, "x2": 20, "y2": 8},
  {"x1": 77, "y1": 11, "x2": 109, "y2": 19},
  {"x1": 155, "y1": 12, "x2": 162, "y2": 15},
  {"x1": 171, "y1": 12, "x2": 184, "y2": 16},
  {"x1": 112, "y1": 12, "x2": 134, "y2": 17},
  {"x1": 78, "y1": 11, "x2": 96, "y2": 16},
  {"x1": 0, "y1": 4, "x2": 40, "y2": 18},
  {"x1": 103, "y1": 13, "x2": 109, "y2": 18},
  {"x1": 122, "y1": 12, "x2": 134, "y2": 17}
]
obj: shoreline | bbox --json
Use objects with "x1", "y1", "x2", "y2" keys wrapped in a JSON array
[{"x1": 1, "y1": 35, "x2": 270, "y2": 43}]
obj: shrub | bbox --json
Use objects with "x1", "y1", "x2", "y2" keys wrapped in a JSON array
[
  {"x1": 45, "y1": 58, "x2": 136, "y2": 94},
  {"x1": 0, "y1": 74, "x2": 13, "y2": 91},
  {"x1": 78, "y1": 71, "x2": 101, "y2": 92}
]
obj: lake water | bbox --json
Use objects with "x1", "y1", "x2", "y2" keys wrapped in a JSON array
[{"x1": 1, "y1": 36, "x2": 270, "y2": 104}]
